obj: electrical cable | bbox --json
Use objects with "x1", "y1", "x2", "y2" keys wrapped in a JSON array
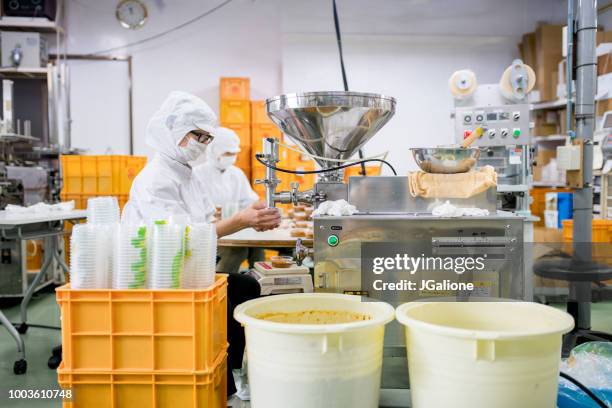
[
  {"x1": 87, "y1": 0, "x2": 233, "y2": 56},
  {"x1": 256, "y1": 154, "x2": 397, "y2": 176},
  {"x1": 332, "y1": 0, "x2": 368, "y2": 176},
  {"x1": 559, "y1": 371, "x2": 608, "y2": 408},
  {"x1": 0, "y1": 321, "x2": 61, "y2": 331},
  {"x1": 277, "y1": 140, "x2": 389, "y2": 163}
]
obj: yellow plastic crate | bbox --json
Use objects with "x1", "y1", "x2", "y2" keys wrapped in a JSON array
[
  {"x1": 219, "y1": 77, "x2": 249, "y2": 100},
  {"x1": 81, "y1": 156, "x2": 98, "y2": 194},
  {"x1": 61, "y1": 155, "x2": 146, "y2": 195},
  {"x1": 251, "y1": 124, "x2": 282, "y2": 153},
  {"x1": 344, "y1": 163, "x2": 381, "y2": 182},
  {"x1": 61, "y1": 156, "x2": 83, "y2": 194},
  {"x1": 121, "y1": 156, "x2": 147, "y2": 195},
  {"x1": 96, "y1": 156, "x2": 114, "y2": 195},
  {"x1": 220, "y1": 100, "x2": 250, "y2": 124},
  {"x1": 58, "y1": 355, "x2": 227, "y2": 408},
  {"x1": 562, "y1": 219, "x2": 612, "y2": 242},
  {"x1": 117, "y1": 194, "x2": 129, "y2": 213},
  {"x1": 56, "y1": 275, "x2": 228, "y2": 373},
  {"x1": 251, "y1": 100, "x2": 275, "y2": 125},
  {"x1": 223, "y1": 123, "x2": 250, "y2": 147},
  {"x1": 111, "y1": 155, "x2": 127, "y2": 195}
]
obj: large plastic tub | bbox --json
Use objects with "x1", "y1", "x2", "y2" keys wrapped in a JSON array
[
  {"x1": 58, "y1": 353, "x2": 227, "y2": 408},
  {"x1": 234, "y1": 293, "x2": 395, "y2": 408},
  {"x1": 396, "y1": 302, "x2": 574, "y2": 408},
  {"x1": 56, "y1": 275, "x2": 227, "y2": 373}
]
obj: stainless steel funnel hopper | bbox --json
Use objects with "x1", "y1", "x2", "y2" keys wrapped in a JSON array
[{"x1": 266, "y1": 91, "x2": 396, "y2": 169}]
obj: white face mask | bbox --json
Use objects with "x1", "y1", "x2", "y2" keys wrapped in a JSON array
[
  {"x1": 178, "y1": 138, "x2": 208, "y2": 162},
  {"x1": 216, "y1": 155, "x2": 237, "y2": 170}
]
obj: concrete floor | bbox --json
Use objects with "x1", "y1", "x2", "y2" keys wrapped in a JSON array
[{"x1": 1, "y1": 289, "x2": 612, "y2": 408}]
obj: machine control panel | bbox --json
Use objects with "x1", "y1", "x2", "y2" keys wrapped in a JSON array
[{"x1": 455, "y1": 104, "x2": 531, "y2": 147}]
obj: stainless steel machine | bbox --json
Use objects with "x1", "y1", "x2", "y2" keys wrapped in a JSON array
[
  {"x1": 450, "y1": 59, "x2": 536, "y2": 216},
  {"x1": 255, "y1": 91, "x2": 529, "y2": 401},
  {"x1": 0, "y1": 77, "x2": 65, "y2": 298}
]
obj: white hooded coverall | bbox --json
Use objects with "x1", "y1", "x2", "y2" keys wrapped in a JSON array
[
  {"x1": 122, "y1": 91, "x2": 217, "y2": 224},
  {"x1": 193, "y1": 127, "x2": 262, "y2": 274},
  {"x1": 192, "y1": 127, "x2": 259, "y2": 210}
]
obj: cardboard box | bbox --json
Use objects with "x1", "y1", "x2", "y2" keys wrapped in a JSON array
[
  {"x1": 520, "y1": 32, "x2": 537, "y2": 70},
  {"x1": 535, "y1": 24, "x2": 564, "y2": 102},
  {"x1": 597, "y1": 98, "x2": 612, "y2": 117},
  {"x1": 598, "y1": 53, "x2": 612, "y2": 76},
  {"x1": 597, "y1": 31, "x2": 612, "y2": 45},
  {"x1": 533, "y1": 148, "x2": 557, "y2": 181},
  {"x1": 534, "y1": 109, "x2": 558, "y2": 125},
  {"x1": 533, "y1": 124, "x2": 558, "y2": 137}
]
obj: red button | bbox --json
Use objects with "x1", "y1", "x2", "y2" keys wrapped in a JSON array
[{"x1": 464, "y1": 130, "x2": 471, "y2": 139}]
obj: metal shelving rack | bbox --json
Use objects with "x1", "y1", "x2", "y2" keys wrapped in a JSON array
[{"x1": 0, "y1": 1, "x2": 70, "y2": 296}]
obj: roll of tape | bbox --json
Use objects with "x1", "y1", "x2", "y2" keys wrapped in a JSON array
[
  {"x1": 499, "y1": 63, "x2": 536, "y2": 101},
  {"x1": 448, "y1": 70, "x2": 478, "y2": 99}
]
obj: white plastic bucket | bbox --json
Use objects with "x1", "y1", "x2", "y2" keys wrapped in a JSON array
[
  {"x1": 234, "y1": 293, "x2": 395, "y2": 408},
  {"x1": 396, "y1": 302, "x2": 574, "y2": 408}
]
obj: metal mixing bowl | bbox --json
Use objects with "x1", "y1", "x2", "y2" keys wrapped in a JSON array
[{"x1": 411, "y1": 147, "x2": 480, "y2": 174}]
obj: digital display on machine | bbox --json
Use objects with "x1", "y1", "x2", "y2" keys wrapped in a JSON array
[
  {"x1": 486, "y1": 112, "x2": 498, "y2": 121},
  {"x1": 499, "y1": 112, "x2": 510, "y2": 120}
]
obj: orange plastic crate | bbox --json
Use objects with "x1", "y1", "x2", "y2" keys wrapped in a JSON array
[
  {"x1": 56, "y1": 275, "x2": 228, "y2": 373},
  {"x1": 58, "y1": 355, "x2": 227, "y2": 408},
  {"x1": 253, "y1": 183, "x2": 266, "y2": 199},
  {"x1": 61, "y1": 156, "x2": 83, "y2": 194},
  {"x1": 80, "y1": 157, "x2": 98, "y2": 194},
  {"x1": 96, "y1": 156, "x2": 114, "y2": 195},
  {"x1": 60, "y1": 193, "x2": 85, "y2": 210},
  {"x1": 117, "y1": 194, "x2": 129, "y2": 213},
  {"x1": 344, "y1": 163, "x2": 381, "y2": 182},
  {"x1": 294, "y1": 173, "x2": 316, "y2": 190},
  {"x1": 251, "y1": 124, "x2": 282, "y2": 152},
  {"x1": 121, "y1": 156, "x2": 147, "y2": 195},
  {"x1": 562, "y1": 219, "x2": 612, "y2": 242},
  {"x1": 220, "y1": 100, "x2": 250, "y2": 124},
  {"x1": 223, "y1": 123, "x2": 250, "y2": 147},
  {"x1": 236, "y1": 147, "x2": 251, "y2": 169},
  {"x1": 111, "y1": 156, "x2": 127, "y2": 194},
  {"x1": 219, "y1": 77, "x2": 249, "y2": 100},
  {"x1": 251, "y1": 100, "x2": 274, "y2": 125}
]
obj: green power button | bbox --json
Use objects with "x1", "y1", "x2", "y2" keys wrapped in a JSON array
[
  {"x1": 327, "y1": 235, "x2": 339, "y2": 247},
  {"x1": 513, "y1": 129, "x2": 521, "y2": 138}
]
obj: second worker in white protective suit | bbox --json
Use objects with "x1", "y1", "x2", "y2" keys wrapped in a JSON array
[
  {"x1": 193, "y1": 127, "x2": 264, "y2": 274},
  {"x1": 122, "y1": 91, "x2": 279, "y2": 399}
]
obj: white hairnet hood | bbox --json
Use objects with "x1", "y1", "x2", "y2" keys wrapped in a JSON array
[
  {"x1": 146, "y1": 91, "x2": 218, "y2": 163},
  {"x1": 207, "y1": 127, "x2": 241, "y2": 162}
]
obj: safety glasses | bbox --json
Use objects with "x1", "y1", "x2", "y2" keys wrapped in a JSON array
[{"x1": 190, "y1": 130, "x2": 214, "y2": 145}]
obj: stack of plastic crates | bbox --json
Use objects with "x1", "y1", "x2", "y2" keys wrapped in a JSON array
[
  {"x1": 60, "y1": 155, "x2": 148, "y2": 212},
  {"x1": 55, "y1": 274, "x2": 228, "y2": 407}
]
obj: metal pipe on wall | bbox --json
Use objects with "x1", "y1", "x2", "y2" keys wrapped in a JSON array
[{"x1": 573, "y1": 0, "x2": 597, "y2": 329}]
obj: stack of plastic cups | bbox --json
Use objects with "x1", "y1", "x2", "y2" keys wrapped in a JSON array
[
  {"x1": 86, "y1": 196, "x2": 120, "y2": 224},
  {"x1": 183, "y1": 223, "x2": 217, "y2": 289},
  {"x1": 70, "y1": 224, "x2": 112, "y2": 289},
  {"x1": 150, "y1": 221, "x2": 186, "y2": 289},
  {"x1": 113, "y1": 224, "x2": 147, "y2": 289},
  {"x1": 85, "y1": 196, "x2": 118, "y2": 288}
]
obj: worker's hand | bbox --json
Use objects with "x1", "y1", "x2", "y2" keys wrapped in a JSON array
[{"x1": 239, "y1": 200, "x2": 281, "y2": 232}]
